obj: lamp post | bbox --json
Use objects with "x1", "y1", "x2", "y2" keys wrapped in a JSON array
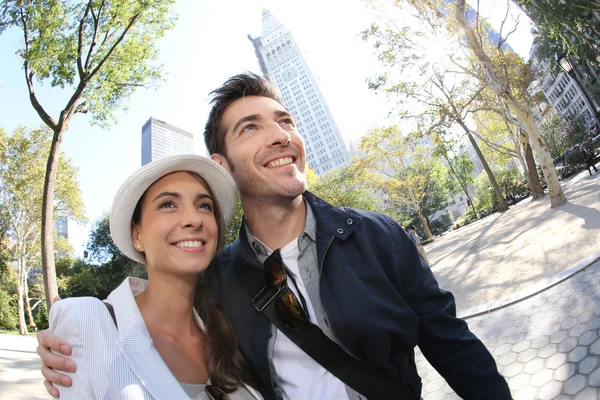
[{"x1": 556, "y1": 53, "x2": 600, "y2": 128}]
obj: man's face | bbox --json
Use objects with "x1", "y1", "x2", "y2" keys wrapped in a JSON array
[{"x1": 212, "y1": 96, "x2": 307, "y2": 201}]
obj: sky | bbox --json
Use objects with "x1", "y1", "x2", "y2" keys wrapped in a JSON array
[{"x1": 0, "y1": 0, "x2": 533, "y2": 256}]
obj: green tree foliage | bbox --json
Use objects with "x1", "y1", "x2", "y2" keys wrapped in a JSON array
[
  {"x1": 0, "y1": 0, "x2": 178, "y2": 308},
  {"x1": 0, "y1": 206, "x2": 11, "y2": 279},
  {"x1": 472, "y1": 166, "x2": 526, "y2": 212},
  {"x1": 307, "y1": 163, "x2": 382, "y2": 212},
  {"x1": 225, "y1": 201, "x2": 244, "y2": 245},
  {"x1": 358, "y1": 126, "x2": 450, "y2": 238},
  {"x1": 514, "y1": 0, "x2": 600, "y2": 87},
  {"x1": 472, "y1": 111, "x2": 521, "y2": 168},
  {"x1": 419, "y1": 163, "x2": 451, "y2": 222},
  {"x1": 361, "y1": 17, "x2": 511, "y2": 212},
  {"x1": 0, "y1": 268, "x2": 18, "y2": 330},
  {"x1": 392, "y1": 0, "x2": 566, "y2": 207},
  {"x1": 0, "y1": 125, "x2": 84, "y2": 334},
  {"x1": 82, "y1": 213, "x2": 141, "y2": 299},
  {"x1": 430, "y1": 134, "x2": 478, "y2": 216},
  {"x1": 41, "y1": 213, "x2": 145, "y2": 303},
  {"x1": 542, "y1": 114, "x2": 592, "y2": 159}
]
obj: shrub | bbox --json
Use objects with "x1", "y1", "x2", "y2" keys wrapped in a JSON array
[
  {"x1": 34, "y1": 302, "x2": 49, "y2": 330},
  {"x1": 0, "y1": 290, "x2": 18, "y2": 330}
]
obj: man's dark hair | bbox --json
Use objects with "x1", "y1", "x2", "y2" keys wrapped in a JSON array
[{"x1": 204, "y1": 72, "x2": 283, "y2": 156}]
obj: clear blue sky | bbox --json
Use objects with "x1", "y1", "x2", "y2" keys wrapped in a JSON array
[{"x1": 0, "y1": 0, "x2": 532, "y2": 255}]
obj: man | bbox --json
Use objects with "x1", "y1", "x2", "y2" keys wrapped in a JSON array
[
  {"x1": 582, "y1": 142, "x2": 598, "y2": 175},
  {"x1": 407, "y1": 225, "x2": 429, "y2": 264},
  {"x1": 37, "y1": 73, "x2": 510, "y2": 399}
]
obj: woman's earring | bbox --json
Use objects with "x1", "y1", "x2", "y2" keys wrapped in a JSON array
[{"x1": 137, "y1": 244, "x2": 141, "y2": 249}]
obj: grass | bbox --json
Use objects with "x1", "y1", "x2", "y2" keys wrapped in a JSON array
[{"x1": 0, "y1": 329, "x2": 20, "y2": 335}]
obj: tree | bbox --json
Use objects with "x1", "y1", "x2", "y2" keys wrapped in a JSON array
[
  {"x1": 0, "y1": 0, "x2": 177, "y2": 309},
  {"x1": 306, "y1": 164, "x2": 382, "y2": 212},
  {"x1": 472, "y1": 165, "x2": 524, "y2": 212},
  {"x1": 225, "y1": 201, "x2": 244, "y2": 246},
  {"x1": 358, "y1": 126, "x2": 441, "y2": 238},
  {"x1": 514, "y1": 0, "x2": 600, "y2": 92},
  {"x1": 84, "y1": 213, "x2": 141, "y2": 299},
  {"x1": 0, "y1": 267, "x2": 18, "y2": 330},
  {"x1": 361, "y1": 20, "x2": 509, "y2": 212},
  {"x1": 419, "y1": 162, "x2": 451, "y2": 222},
  {"x1": 0, "y1": 126, "x2": 84, "y2": 334},
  {"x1": 541, "y1": 114, "x2": 591, "y2": 159},
  {"x1": 395, "y1": 0, "x2": 567, "y2": 207},
  {"x1": 468, "y1": 45, "x2": 545, "y2": 199},
  {"x1": 430, "y1": 137, "x2": 477, "y2": 217}
]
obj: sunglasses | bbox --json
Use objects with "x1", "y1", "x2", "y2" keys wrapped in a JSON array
[
  {"x1": 252, "y1": 249, "x2": 310, "y2": 328},
  {"x1": 206, "y1": 384, "x2": 231, "y2": 400}
]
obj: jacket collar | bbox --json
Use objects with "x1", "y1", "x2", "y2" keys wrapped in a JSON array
[
  {"x1": 230, "y1": 191, "x2": 364, "y2": 283},
  {"x1": 240, "y1": 191, "x2": 363, "y2": 245},
  {"x1": 302, "y1": 191, "x2": 362, "y2": 240},
  {"x1": 106, "y1": 278, "x2": 195, "y2": 400}
]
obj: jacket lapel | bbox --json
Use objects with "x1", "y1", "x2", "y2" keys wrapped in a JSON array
[{"x1": 107, "y1": 279, "x2": 189, "y2": 400}]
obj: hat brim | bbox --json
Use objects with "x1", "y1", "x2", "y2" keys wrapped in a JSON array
[{"x1": 109, "y1": 154, "x2": 237, "y2": 265}]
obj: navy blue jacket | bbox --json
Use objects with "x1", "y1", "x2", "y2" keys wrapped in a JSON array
[{"x1": 209, "y1": 192, "x2": 510, "y2": 399}]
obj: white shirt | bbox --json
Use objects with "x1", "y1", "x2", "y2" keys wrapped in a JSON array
[{"x1": 266, "y1": 238, "x2": 350, "y2": 400}]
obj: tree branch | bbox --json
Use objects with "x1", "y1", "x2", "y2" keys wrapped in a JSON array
[
  {"x1": 19, "y1": 6, "x2": 57, "y2": 130},
  {"x1": 77, "y1": 1, "x2": 93, "y2": 79},
  {"x1": 87, "y1": 11, "x2": 139, "y2": 82},
  {"x1": 471, "y1": 128, "x2": 518, "y2": 157},
  {"x1": 496, "y1": 0, "x2": 510, "y2": 49},
  {"x1": 447, "y1": 56, "x2": 484, "y2": 81},
  {"x1": 83, "y1": 0, "x2": 105, "y2": 72}
]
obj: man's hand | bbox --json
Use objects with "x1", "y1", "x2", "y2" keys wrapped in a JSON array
[{"x1": 36, "y1": 297, "x2": 76, "y2": 398}]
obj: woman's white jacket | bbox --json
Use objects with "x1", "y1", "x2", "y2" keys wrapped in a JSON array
[{"x1": 49, "y1": 277, "x2": 262, "y2": 400}]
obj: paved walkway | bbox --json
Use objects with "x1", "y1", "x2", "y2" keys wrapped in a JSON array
[
  {"x1": 426, "y1": 170, "x2": 600, "y2": 311},
  {"x1": 417, "y1": 258, "x2": 600, "y2": 399},
  {"x1": 0, "y1": 334, "x2": 45, "y2": 399}
]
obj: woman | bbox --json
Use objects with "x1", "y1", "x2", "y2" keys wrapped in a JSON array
[{"x1": 49, "y1": 154, "x2": 261, "y2": 400}]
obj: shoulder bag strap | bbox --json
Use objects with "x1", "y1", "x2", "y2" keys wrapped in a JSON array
[
  {"x1": 103, "y1": 301, "x2": 118, "y2": 329},
  {"x1": 233, "y1": 255, "x2": 417, "y2": 399}
]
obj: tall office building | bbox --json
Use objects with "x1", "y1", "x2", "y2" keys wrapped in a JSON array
[
  {"x1": 54, "y1": 217, "x2": 68, "y2": 240},
  {"x1": 141, "y1": 117, "x2": 195, "y2": 166},
  {"x1": 248, "y1": 10, "x2": 350, "y2": 175}
]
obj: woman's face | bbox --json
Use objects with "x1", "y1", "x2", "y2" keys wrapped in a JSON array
[{"x1": 132, "y1": 171, "x2": 219, "y2": 276}]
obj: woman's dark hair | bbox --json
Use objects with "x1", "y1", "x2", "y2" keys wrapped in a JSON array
[
  {"x1": 204, "y1": 72, "x2": 283, "y2": 156},
  {"x1": 131, "y1": 172, "x2": 255, "y2": 391}
]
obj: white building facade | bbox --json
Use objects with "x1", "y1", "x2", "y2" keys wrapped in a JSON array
[
  {"x1": 141, "y1": 117, "x2": 195, "y2": 166},
  {"x1": 249, "y1": 10, "x2": 350, "y2": 175},
  {"x1": 539, "y1": 66, "x2": 596, "y2": 125}
]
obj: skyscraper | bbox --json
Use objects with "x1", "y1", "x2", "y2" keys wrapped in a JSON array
[
  {"x1": 141, "y1": 117, "x2": 195, "y2": 166},
  {"x1": 248, "y1": 10, "x2": 351, "y2": 175},
  {"x1": 54, "y1": 217, "x2": 68, "y2": 240}
]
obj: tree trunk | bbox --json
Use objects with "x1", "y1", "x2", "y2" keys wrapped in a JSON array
[
  {"x1": 408, "y1": 188, "x2": 433, "y2": 239},
  {"x1": 24, "y1": 274, "x2": 37, "y2": 330},
  {"x1": 514, "y1": 109, "x2": 566, "y2": 207},
  {"x1": 416, "y1": 209, "x2": 433, "y2": 239},
  {"x1": 41, "y1": 125, "x2": 67, "y2": 311},
  {"x1": 515, "y1": 154, "x2": 528, "y2": 181},
  {"x1": 520, "y1": 128, "x2": 545, "y2": 200},
  {"x1": 454, "y1": 0, "x2": 566, "y2": 208},
  {"x1": 457, "y1": 120, "x2": 509, "y2": 212},
  {"x1": 17, "y1": 261, "x2": 27, "y2": 335}
]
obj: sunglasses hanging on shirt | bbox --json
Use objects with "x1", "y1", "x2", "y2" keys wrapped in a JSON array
[{"x1": 252, "y1": 249, "x2": 310, "y2": 328}]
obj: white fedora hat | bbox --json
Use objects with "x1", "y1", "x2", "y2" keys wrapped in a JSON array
[{"x1": 109, "y1": 154, "x2": 237, "y2": 265}]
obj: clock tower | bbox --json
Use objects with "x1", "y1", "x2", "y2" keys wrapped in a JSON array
[{"x1": 248, "y1": 9, "x2": 350, "y2": 176}]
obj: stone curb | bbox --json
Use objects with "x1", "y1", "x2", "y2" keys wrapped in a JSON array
[{"x1": 457, "y1": 250, "x2": 600, "y2": 320}]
